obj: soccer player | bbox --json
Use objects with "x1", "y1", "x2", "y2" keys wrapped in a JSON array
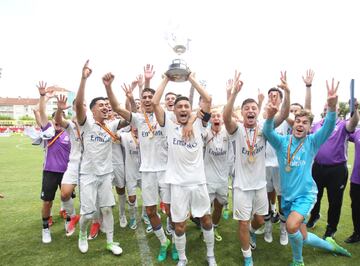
[
  {"x1": 36, "y1": 81, "x2": 71, "y2": 244},
  {"x1": 75, "y1": 61, "x2": 123, "y2": 255},
  {"x1": 223, "y1": 71, "x2": 289, "y2": 266},
  {"x1": 54, "y1": 95, "x2": 83, "y2": 237},
  {"x1": 152, "y1": 73, "x2": 217, "y2": 266},
  {"x1": 263, "y1": 78, "x2": 351, "y2": 266}
]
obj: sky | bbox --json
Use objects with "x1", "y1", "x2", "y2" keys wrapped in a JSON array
[{"x1": 1, "y1": 0, "x2": 360, "y2": 119}]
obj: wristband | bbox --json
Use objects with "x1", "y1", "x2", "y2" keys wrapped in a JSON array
[
  {"x1": 40, "y1": 93, "x2": 46, "y2": 96},
  {"x1": 306, "y1": 84, "x2": 312, "y2": 88},
  {"x1": 201, "y1": 110, "x2": 211, "y2": 122}
]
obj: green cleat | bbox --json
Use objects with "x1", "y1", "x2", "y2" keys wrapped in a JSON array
[
  {"x1": 157, "y1": 238, "x2": 171, "y2": 262},
  {"x1": 214, "y1": 228, "x2": 222, "y2": 242},
  {"x1": 171, "y1": 243, "x2": 179, "y2": 261},
  {"x1": 289, "y1": 261, "x2": 305, "y2": 266},
  {"x1": 222, "y1": 209, "x2": 230, "y2": 220},
  {"x1": 325, "y1": 237, "x2": 352, "y2": 257}
]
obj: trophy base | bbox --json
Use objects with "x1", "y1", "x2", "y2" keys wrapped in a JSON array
[{"x1": 166, "y1": 59, "x2": 190, "y2": 82}]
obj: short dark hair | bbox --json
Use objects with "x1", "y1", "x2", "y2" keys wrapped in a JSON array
[
  {"x1": 291, "y1": 102, "x2": 304, "y2": 109},
  {"x1": 165, "y1": 92, "x2": 177, "y2": 99},
  {"x1": 241, "y1": 98, "x2": 258, "y2": 109},
  {"x1": 89, "y1": 97, "x2": 106, "y2": 110},
  {"x1": 268, "y1": 87, "x2": 283, "y2": 100},
  {"x1": 141, "y1": 88, "x2": 155, "y2": 97},
  {"x1": 174, "y1": 96, "x2": 190, "y2": 105}
]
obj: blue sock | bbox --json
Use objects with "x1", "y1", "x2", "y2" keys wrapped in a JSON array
[
  {"x1": 303, "y1": 232, "x2": 333, "y2": 251},
  {"x1": 288, "y1": 231, "x2": 304, "y2": 263}
]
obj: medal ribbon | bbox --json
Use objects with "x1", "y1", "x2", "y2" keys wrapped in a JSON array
[
  {"x1": 143, "y1": 112, "x2": 156, "y2": 135},
  {"x1": 95, "y1": 121, "x2": 120, "y2": 143},
  {"x1": 286, "y1": 136, "x2": 305, "y2": 167},
  {"x1": 131, "y1": 131, "x2": 139, "y2": 146},
  {"x1": 244, "y1": 126, "x2": 257, "y2": 159},
  {"x1": 47, "y1": 130, "x2": 64, "y2": 147},
  {"x1": 206, "y1": 129, "x2": 219, "y2": 145}
]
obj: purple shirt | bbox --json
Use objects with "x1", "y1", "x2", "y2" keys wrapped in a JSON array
[
  {"x1": 311, "y1": 119, "x2": 350, "y2": 165},
  {"x1": 42, "y1": 123, "x2": 70, "y2": 173},
  {"x1": 349, "y1": 129, "x2": 360, "y2": 184}
]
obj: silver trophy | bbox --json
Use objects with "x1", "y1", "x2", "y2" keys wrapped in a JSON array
[{"x1": 165, "y1": 32, "x2": 191, "y2": 82}]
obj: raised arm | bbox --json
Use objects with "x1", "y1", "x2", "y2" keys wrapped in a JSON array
[
  {"x1": 76, "y1": 60, "x2": 92, "y2": 125},
  {"x1": 188, "y1": 72, "x2": 212, "y2": 113},
  {"x1": 55, "y1": 94, "x2": 71, "y2": 128},
  {"x1": 152, "y1": 75, "x2": 169, "y2": 127},
  {"x1": 144, "y1": 64, "x2": 155, "y2": 89},
  {"x1": 274, "y1": 71, "x2": 290, "y2": 127},
  {"x1": 263, "y1": 102, "x2": 283, "y2": 150},
  {"x1": 257, "y1": 88, "x2": 265, "y2": 113},
  {"x1": 346, "y1": 99, "x2": 359, "y2": 132},
  {"x1": 125, "y1": 80, "x2": 138, "y2": 113},
  {"x1": 37, "y1": 81, "x2": 49, "y2": 128},
  {"x1": 136, "y1": 74, "x2": 144, "y2": 98},
  {"x1": 302, "y1": 69, "x2": 314, "y2": 111},
  {"x1": 103, "y1": 73, "x2": 132, "y2": 122},
  {"x1": 223, "y1": 71, "x2": 243, "y2": 134}
]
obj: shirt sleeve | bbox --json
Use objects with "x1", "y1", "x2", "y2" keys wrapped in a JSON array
[
  {"x1": 309, "y1": 111, "x2": 336, "y2": 149},
  {"x1": 262, "y1": 118, "x2": 283, "y2": 150}
]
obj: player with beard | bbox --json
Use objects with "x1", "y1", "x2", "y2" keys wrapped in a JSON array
[{"x1": 263, "y1": 78, "x2": 351, "y2": 266}]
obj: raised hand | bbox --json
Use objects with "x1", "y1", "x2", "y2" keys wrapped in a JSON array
[
  {"x1": 102, "y1": 72, "x2": 115, "y2": 87},
  {"x1": 232, "y1": 70, "x2": 243, "y2": 94},
  {"x1": 37, "y1": 81, "x2": 47, "y2": 96},
  {"x1": 56, "y1": 94, "x2": 71, "y2": 110},
  {"x1": 302, "y1": 69, "x2": 315, "y2": 86},
  {"x1": 144, "y1": 64, "x2": 155, "y2": 81},
  {"x1": 257, "y1": 89, "x2": 265, "y2": 104},
  {"x1": 277, "y1": 71, "x2": 289, "y2": 92},
  {"x1": 130, "y1": 79, "x2": 138, "y2": 91},
  {"x1": 265, "y1": 102, "x2": 279, "y2": 119},
  {"x1": 136, "y1": 74, "x2": 144, "y2": 89},
  {"x1": 82, "y1": 60, "x2": 92, "y2": 80},
  {"x1": 226, "y1": 79, "x2": 234, "y2": 94},
  {"x1": 326, "y1": 78, "x2": 339, "y2": 111},
  {"x1": 121, "y1": 83, "x2": 134, "y2": 99}
]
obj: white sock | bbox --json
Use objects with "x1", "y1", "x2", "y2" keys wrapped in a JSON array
[
  {"x1": 154, "y1": 227, "x2": 167, "y2": 245},
  {"x1": 62, "y1": 198, "x2": 74, "y2": 218},
  {"x1": 202, "y1": 227, "x2": 215, "y2": 257},
  {"x1": 128, "y1": 200, "x2": 136, "y2": 220},
  {"x1": 101, "y1": 207, "x2": 114, "y2": 243},
  {"x1": 118, "y1": 193, "x2": 126, "y2": 217},
  {"x1": 79, "y1": 215, "x2": 90, "y2": 234},
  {"x1": 175, "y1": 233, "x2": 187, "y2": 261},
  {"x1": 241, "y1": 247, "x2": 252, "y2": 258}
]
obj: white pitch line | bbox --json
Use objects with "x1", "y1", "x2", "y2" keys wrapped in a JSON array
[{"x1": 134, "y1": 211, "x2": 153, "y2": 266}]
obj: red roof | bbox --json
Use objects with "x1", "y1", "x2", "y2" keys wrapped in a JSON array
[{"x1": 0, "y1": 97, "x2": 39, "y2": 105}]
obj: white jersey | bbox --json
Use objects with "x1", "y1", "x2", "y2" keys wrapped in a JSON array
[
  {"x1": 64, "y1": 120, "x2": 82, "y2": 172},
  {"x1": 120, "y1": 131, "x2": 141, "y2": 181},
  {"x1": 80, "y1": 118, "x2": 119, "y2": 175},
  {"x1": 111, "y1": 127, "x2": 126, "y2": 165},
  {"x1": 130, "y1": 112, "x2": 167, "y2": 172},
  {"x1": 203, "y1": 127, "x2": 232, "y2": 184},
  {"x1": 230, "y1": 123, "x2": 266, "y2": 190},
  {"x1": 164, "y1": 116, "x2": 207, "y2": 186},
  {"x1": 264, "y1": 120, "x2": 292, "y2": 167}
]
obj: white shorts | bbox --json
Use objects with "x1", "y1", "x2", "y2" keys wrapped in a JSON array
[
  {"x1": 126, "y1": 178, "x2": 141, "y2": 196},
  {"x1": 266, "y1": 166, "x2": 281, "y2": 195},
  {"x1": 207, "y1": 182, "x2": 228, "y2": 205},
  {"x1": 141, "y1": 171, "x2": 170, "y2": 206},
  {"x1": 79, "y1": 173, "x2": 115, "y2": 215},
  {"x1": 61, "y1": 168, "x2": 79, "y2": 185},
  {"x1": 233, "y1": 186, "x2": 268, "y2": 221},
  {"x1": 171, "y1": 184, "x2": 211, "y2": 223},
  {"x1": 112, "y1": 164, "x2": 125, "y2": 188}
]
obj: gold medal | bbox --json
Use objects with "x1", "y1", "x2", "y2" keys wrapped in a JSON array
[
  {"x1": 285, "y1": 165, "x2": 292, "y2": 172},
  {"x1": 149, "y1": 131, "x2": 154, "y2": 139},
  {"x1": 113, "y1": 139, "x2": 121, "y2": 144},
  {"x1": 248, "y1": 155, "x2": 255, "y2": 163}
]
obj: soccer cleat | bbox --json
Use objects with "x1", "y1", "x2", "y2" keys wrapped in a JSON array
[
  {"x1": 160, "y1": 201, "x2": 166, "y2": 214},
  {"x1": 244, "y1": 256, "x2": 253, "y2": 266},
  {"x1": 88, "y1": 222, "x2": 100, "y2": 240},
  {"x1": 78, "y1": 231, "x2": 88, "y2": 253},
  {"x1": 129, "y1": 218, "x2": 137, "y2": 230},
  {"x1": 119, "y1": 215, "x2": 128, "y2": 228},
  {"x1": 222, "y1": 208, "x2": 230, "y2": 220},
  {"x1": 106, "y1": 242, "x2": 123, "y2": 255},
  {"x1": 323, "y1": 227, "x2": 336, "y2": 239},
  {"x1": 345, "y1": 232, "x2": 360, "y2": 244},
  {"x1": 280, "y1": 222, "x2": 288, "y2": 245},
  {"x1": 157, "y1": 238, "x2": 171, "y2": 262},
  {"x1": 42, "y1": 228, "x2": 52, "y2": 244},
  {"x1": 325, "y1": 237, "x2": 352, "y2": 257},
  {"x1": 289, "y1": 261, "x2": 305, "y2": 266},
  {"x1": 306, "y1": 214, "x2": 320, "y2": 229},
  {"x1": 214, "y1": 228, "x2": 222, "y2": 242},
  {"x1": 271, "y1": 212, "x2": 280, "y2": 224},
  {"x1": 142, "y1": 214, "x2": 150, "y2": 225},
  {"x1": 59, "y1": 209, "x2": 67, "y2": 219},
  {"x1": 250, "y1": 231, "x2": 256, "y2": 250},
  {"x1": 66, "y1": 215, "x2": 80, "y2": 237},
  {"x1": 171, "y1": 243, "x2": 179, "y2": 261},
  {"x1": 207, "y1": 256, "x2": 217, "y2": 266},
  {"x1": 48, "y1": 216, "x2": 53, "y2": 227},
  {"x1": 264, "y1": 221, "x2": 273, "y2": 243},
  {"x1": 145, "y1": 223, "x2": 153, "y2": 234},
  {"x1": 177, "y1": 259, "x2": 188, "y2": 266}
]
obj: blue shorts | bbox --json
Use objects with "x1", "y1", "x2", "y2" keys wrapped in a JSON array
[{"x1": 282, "y1": 194, "x2": 316, "y2": 223}]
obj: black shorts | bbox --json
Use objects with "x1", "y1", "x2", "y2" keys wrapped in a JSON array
[{"x1": 40, "y1": 170, "x2": 64, "y2": 201}]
